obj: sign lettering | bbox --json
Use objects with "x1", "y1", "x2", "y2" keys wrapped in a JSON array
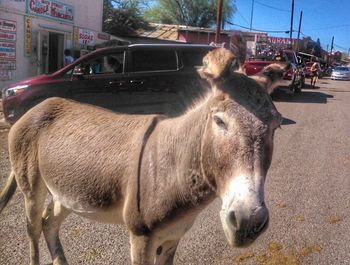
[
  {"x1": 0, "y1": 70, "x2": 12, "y2": 81},
  {"x1": 0, "y1": 32, "x2": 17, "y2": 42},
  {"x1": 78, "y1": 28, "x2": 95, "y2": 46},
  {"x1": 27, "y1": 0, "x2": 74, "y2": 23},
  {"x1": 24, "y1": 16, "x2": 31, "y2": 56},
  {"x1": 0, "y1": 41, "x2": 16, "y2": 60},
  {"x1": 268, "y1": 37, "x2": 297, "y2": 45},
  {"x1": 0, "y1": 60, "x2": 16, "y2": 70},
  {"x1": 0, "y1": 19, "x2": 17, "y2": 32}
]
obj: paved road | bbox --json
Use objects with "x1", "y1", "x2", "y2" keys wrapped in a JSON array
[{"x1": 0, "y1": 78, "x2": 349, "y2": 265}]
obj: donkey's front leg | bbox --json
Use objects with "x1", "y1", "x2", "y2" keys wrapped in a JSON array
[
  {"x1": 129, "y1": 233, "x2": 154, "y2": 265},
  {"x1": 153, "y1": 239, "x2": 180, "y2": 265},
  {"x1": 130, "y1": 233, "x2": 180, "y2": 265}
]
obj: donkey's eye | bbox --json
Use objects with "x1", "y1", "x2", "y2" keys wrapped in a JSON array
[{"x1": 214, "y1": 115, "x2": 227, "y2": 130}]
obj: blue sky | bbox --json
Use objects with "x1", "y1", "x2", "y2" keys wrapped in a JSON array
[{"x1": 227, "y1": 0, "x2": 350, "y2": 53}]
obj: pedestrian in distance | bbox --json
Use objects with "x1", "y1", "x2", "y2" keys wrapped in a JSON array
[
  {"x1": 310, "y1": 62, "x2": 319, "y2": 87},
  {"x1": 64, "y1": 49, "x2": 75, "y2": 66}
]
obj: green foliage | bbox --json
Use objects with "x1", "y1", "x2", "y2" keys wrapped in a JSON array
[
  {"x1": 144, "y1": 0, "x2": 236, "y2": 28},
  {"x1": 103, "y1": 0, "x2": 150, "y2": 35}
]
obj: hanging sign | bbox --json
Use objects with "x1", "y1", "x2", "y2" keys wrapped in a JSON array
[
  {"x1": 268, "y1": 37, "x2": 297, "y2": 45},
  {"x1": 0, "y1": 31, "x2": 16, "y2": 42},
  {"x1": 0, "y1": 70, "x2": 12, "y2": 81},
  {"x1": 24, "y1": 16, "x2": 31, "y2": 56},
  {"x1": 0, "y1": 41, "x2": 16, "y2": 60},
  {"x1": 27, "y1": 0, "x2": 74, "y2": 23},
  {"x1": 73, "y1": 26, "x2": 79, "y2": 48},
  {"x1": 78, "y1": 28, "x2": 95, "y2": 46},
  {"x1": 97, "y1": 33, "x2": 110, "y2": 41},
  {"x1": 0, "y1": 60, "x2": 16, "y2": 70},
  {"x1": 0, "y1": 19, "x2": 17, "y2": 32}
]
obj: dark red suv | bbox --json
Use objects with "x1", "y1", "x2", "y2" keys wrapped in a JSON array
[{"x1": 2, "y1": 44, "x2": 213, "y2": 123}]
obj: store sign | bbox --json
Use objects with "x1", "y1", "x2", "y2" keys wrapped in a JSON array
[
  {"x1": 0, "y1": 70, "x2": 12, "y2": 81},
  {"x1": 0, "y1": 41, "x2": 16, "y2": 60},
  {"x1": 0, "y1": 60, "x2": 16, "y2": 70},
  {"x1": 0, "y1": 31, "x2": 16, "y2": 42},
  {"x1": 78, "y1": 28, "x2": 95, "y2": 46},
  {"x1": 27, "y1": 0, "x2": 74, "y2": 23},
  {"x1": 97, "y1": 33, "x2": 110, "y2": 41},
  {"x1": 0, "y1": 19, "x2": 17, "y2": 32},
  {"x1": 24, "y1": 16, "x2": 31, "y2": 56},
  {"x1": 268, "y1": 37, "x2": 296, "y2": 45},
  {"x1": 73, "y1": 26, "x2": 79, "y2": 48}
]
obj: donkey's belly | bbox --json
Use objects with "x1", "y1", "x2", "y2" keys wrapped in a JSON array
[
  {"x1": 75, "y1": 206, "x2": 125, "y2": 224},
  {"x1": 47, "y1": 184, "x2": 125, "y2": 224}
]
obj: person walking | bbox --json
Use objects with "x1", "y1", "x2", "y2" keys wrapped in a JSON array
[
  {"x1": 64, "y1": 49, "x2": 75, "y2": 66},
  {"x1": 310, "y1": 62, "x2": 319, "y2": 87}
]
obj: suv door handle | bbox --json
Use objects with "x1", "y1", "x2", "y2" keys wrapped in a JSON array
[
  {"x1": 109, "y1": 81, "x2": 125, "y2": 86},
  {"x1": 130, "y1": 80, "x2": 145, "y2": 85}
]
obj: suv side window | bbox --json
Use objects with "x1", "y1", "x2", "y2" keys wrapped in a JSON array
[
  {"x1": 74, "y1": 52, "x2": 125, "y2": 75},
  {"x1": 182, "y1": 50, "x2": 209, "y2": 67},
  {"x1": 131, "y1": 50, "x2": 177, "y2": 72}
]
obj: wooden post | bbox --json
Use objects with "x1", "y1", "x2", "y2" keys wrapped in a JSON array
[{"x1": 215, "y1": 0, "x2": 223, "y2": 43}]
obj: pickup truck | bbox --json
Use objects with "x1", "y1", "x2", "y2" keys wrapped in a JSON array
[{"x1": 244, "y1": 49, "x2": 305, "y2": 93}]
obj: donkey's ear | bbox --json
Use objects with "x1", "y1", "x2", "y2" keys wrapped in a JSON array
[{"x1": 198, "y1": 48, "x2": 239, "y2": 81}]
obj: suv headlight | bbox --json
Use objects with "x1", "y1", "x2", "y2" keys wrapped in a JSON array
[{"x1": 3, "y1": 85, "x2": 29, "y2": 98}]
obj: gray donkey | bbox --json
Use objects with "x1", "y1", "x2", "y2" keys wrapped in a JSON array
[{"x1": 0, "y1": 48, "x2": 282, "y2": 265}]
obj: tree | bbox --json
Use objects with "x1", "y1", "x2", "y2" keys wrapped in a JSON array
[
  {"x1": 144, "y1": 0, "x2": 236, "y2": 28},
  {"x1": 304, "y1": 38, "x2": 322, "y2": 58},
  {"x1": 103, "y1": 0, "x2": 149, "y2": 35}
]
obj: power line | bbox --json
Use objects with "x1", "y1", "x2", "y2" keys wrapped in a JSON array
[
  {"x1": 225, "y1": 20, "x2": 289, "y2": 33},
  {"x1": 254, "y1": 0, "x2": 290, "y2": 13},
  {"x1": 304, "y1": 24, "x2": 350, "y2": 31},
  {"x1": 334, "y1": 43, "x2": 349, "y2": 52},
  {"x1": 236, "y1": 9, "x2": 250, "y2": 26}
]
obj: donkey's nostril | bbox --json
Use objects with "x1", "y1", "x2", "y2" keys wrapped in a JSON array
[
  {"x1": 228, "y1": 211, "x2": 237, "y2": 228},
  {"x1": 156, "y1": 246, "x2": 162, "y2": 256},
  {"x1": 252, "y1": 206, "x2": 269, "y2": 234}
]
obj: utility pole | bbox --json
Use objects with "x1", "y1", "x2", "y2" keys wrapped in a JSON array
[
  {"x1": 296, "y1": 11, "x2": 303, "y2": 53},
  {"x1": 289, "y1": 0, "x2": 294, "y2": 48},
  {"x1": 330, "y1": 36, "x2": 334, "y2": 54},
  {"x1": 215, "y1": 0, "x2": 223, "y2": 43},
  {"x1": 250, "y1": 0, "x2": 255, "y2": 31}
]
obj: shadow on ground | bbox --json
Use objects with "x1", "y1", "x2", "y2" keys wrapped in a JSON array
[
  {"x1": 271, "y1": 89, "x2": 334, "y2": 104},
  {"x1": 281, "y1": 117, "x2": 296, "y2": 125}
]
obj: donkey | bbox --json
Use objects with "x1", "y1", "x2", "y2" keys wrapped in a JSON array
[{"x1": 0, "y1": 48, "x2": 282, "y2": 265}]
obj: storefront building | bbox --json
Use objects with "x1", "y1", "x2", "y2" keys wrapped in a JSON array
[{"x1": 0, "y1": 0, "x2": 110, "y2": 88}]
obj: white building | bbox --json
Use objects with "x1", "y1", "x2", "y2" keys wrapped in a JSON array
[{"x1": 0, "y1": 0, "x2": 109, "y2": 88}]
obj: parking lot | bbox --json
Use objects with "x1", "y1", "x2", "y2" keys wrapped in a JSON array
[{"x1": 0, "y1": 77, "x2": 349, "y2": 265}]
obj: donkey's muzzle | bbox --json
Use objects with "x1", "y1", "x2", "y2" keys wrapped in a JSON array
[{"x1": 221, "y1": 205, "x2": 269, "y2": 247}]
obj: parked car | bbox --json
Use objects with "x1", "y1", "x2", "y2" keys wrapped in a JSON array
[
  {"x1": 244, "y1": 49, "x2": 304, "y2": 93},
  {"x1": 331, "y1": 66, "x2": 350, "y2": 80},
  {"x1": 2, "y1": 44, "x2": 214, "y2": 124}
]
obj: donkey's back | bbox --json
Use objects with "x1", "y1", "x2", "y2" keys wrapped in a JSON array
[
  {"x1": 10, "y1": 97, "x2": 158, "y2": 214},
  {"x1": 4, "y1": 97, "x2": 162, "y2": 264}
]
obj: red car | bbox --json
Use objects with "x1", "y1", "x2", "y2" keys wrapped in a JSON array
[
  {"x1": 2, "y1": 44, "x2": 213, "y2": 124},
  {"x1": 244, "y1": 50, "x2": 305, "y2": 93}
]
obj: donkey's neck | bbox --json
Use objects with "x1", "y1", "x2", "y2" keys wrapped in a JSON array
[{"x1": 139, "y1": 97, "x2": 216, "y2": 228}]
